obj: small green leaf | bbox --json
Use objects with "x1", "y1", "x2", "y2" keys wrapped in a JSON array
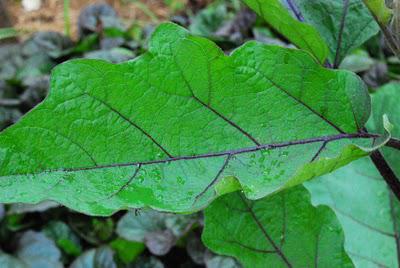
[
  {"x1": 117, "y1": 210, "x2": 168, "y2": 242},
  {"x1": 242, "y1": 0, "x2": 329, "y2": 63},
  {"x1": 0, "y1": 23, "x2": 382, "y2": 215},
  {"x1": 110, "y1": 238, "x2": 145, "y2": 264},
  {"x1": 117, "y1": 209, "x2": 195, "y2": 255},
  {"x1": 92, "y1": 218, "x2": 114, "y2": 241},
  {"x1": 70, "y1": 246, "x2": 116, "y2": 268},
  {"x1": 189, "y1": 2, "x2": 235, "y2": 37},
  {"x1": 206, "y1": 256, "x2": 242, "y2": 268},
  {"x1": 339, "y1": 49, "x2": 375, "y2": 72},
  {"x1": 202, "y1": 185, "x2": 353, "y2": 268},
  {"x1": 17, "y1": 231, "x2": 63, "y2": 268},
  {"x1": 295, "y1": 0, "x2": 380, "y2": 64},
  {"x1": 0, "y1": 251, "x2": 25, "y2": 268},
  {"x1": 44, "y1": 221, "x2": 82, "y2": 256}
]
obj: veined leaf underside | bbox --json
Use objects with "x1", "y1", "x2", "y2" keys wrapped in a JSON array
[{"x1": 0, "y1": 23, "x2": 379, "y2": 215}]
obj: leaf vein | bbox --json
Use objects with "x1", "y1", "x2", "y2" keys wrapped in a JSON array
[
  {"x1": 194, "y1": 154, "x2": 232, "y2": 202},
  {"x1": 83, "y1": 93, "x2": 173, "y2": 158},
  {"x1": 105, "y1": 164, "x2": 142, "y2": 200},
  {"x1": 171, "y1": 47, "x2": 261, "y2": 146},
  {"x1": 1, "y1": 133, "x2": 376, "y2": 177},
  {"x1": 18, "y1": 126, "x2": 98, "y2": 166},
  {"x1": 239, "y1": 193, "x2": 293, "y2": 268},
  {"x1": 249, "y1": 64, "x2": 345, "y2": 133}
]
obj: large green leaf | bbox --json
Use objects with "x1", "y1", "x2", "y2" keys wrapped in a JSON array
[
  {"x1": 241, "y1": 0, "x2": 329, "y2": 63},
  {"x1": 202, "y1": 185, "x2": 353, "y2": 268},
  {"x1": 0, "y1": 23, "x2": 381, "y2": 215},
  {"x1": 295, "y1": 0, "x2": 379, "y2": 65},
  {"x1": 306, "y1": 158, "x2": 399, "y2": 268}
]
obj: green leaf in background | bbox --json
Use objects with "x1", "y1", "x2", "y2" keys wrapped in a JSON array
[
  {"x1": 84, "y1": 47, "x2": 136, "y2": 64},
  {"x1": 367, "y1": 82, "x2": 400, "y2": 176},
  {"x1": 0, "y1": 251, "x2": 25, "y2": 268},
  {"x1": 70, "y1": 246, "x2": 116, "y2": 268},
  {"x1": 110, "y1": 238, "x2": 145, "y2": 264},
  {"x1": 339, "y1": 49, "x2": 375, "y2": 73},
  {"x1": 305, "y1": 158, "x2": 399, "y2": 268},
  {"x1": 44, "y1": 221, "x2": 82, "y2": 256},
  {"x1": 117, "y1": 210, "x2": 168, "y2": 242},
  {"x1": 202, "y1": 185, "x2": 353, "y2": 268},
  {"x1": 116, "y1": 210, "x2": 196, "y2": 255},
  {"x1": 0, "y1": 23, "x2": 382, "y2": 216},
  {"x1": 131, "y1": 256, "x2": 164, "y2": 268},
  {"x1": 8, "y1": 201, "x2": 59, "y2": 214},
  {"x1": 305, "y1": 83, "x2": 400, "y2": 267},
  {"x1": 242, "y1": 0, "x2": 329, "y2": 63},
  {"x1": 17, "y1": 231, "x2": 63, "y2": 268},
  {"x1": 206, "y1": 256, "x2": 242, "y2": 268},
  {"x1": 295, "y1": 0, "x2": 379, "y2": 65},
  {"x1": 362, "y1": 0, "x2": 393, "y2": 25},
  {"x1": 189, "y1": 2, "x2": 236, "y2": 37},
  {"x1": 92, "y1": 218, "x2": 114, "y2": 241}
]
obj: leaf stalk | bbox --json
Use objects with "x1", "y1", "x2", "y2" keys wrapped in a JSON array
[{"x1": 370, "y1": 150, "x2": 400, "y2": 201}]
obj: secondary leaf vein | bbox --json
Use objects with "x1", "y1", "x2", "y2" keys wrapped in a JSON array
[
  {"x1": 251, "y1": 64, "x2": 345, "y2": 134},
  {"x1": 239, "y1": 193, "x2": 293, "y2": 268},
  {"x1": 84, "y1": 93, "x2": 173, "y2": 158}
]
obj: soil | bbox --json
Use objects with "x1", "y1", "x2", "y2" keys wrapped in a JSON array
[{"x1": 5, "y1": 0, "x2": 180, "y2": 39}]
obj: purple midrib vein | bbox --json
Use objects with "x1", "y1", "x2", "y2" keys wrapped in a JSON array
[{"x1": 4, "y1": 132, "x2": 377, "y2": 177}]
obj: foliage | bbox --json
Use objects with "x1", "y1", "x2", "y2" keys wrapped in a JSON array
[
  {"x1": 0, "y1": 0, "x2": 399, "y2": 267},
  {"x1": 203, "y1": 185, "x2": 352, "y2": 268},
  {"x1": 305, "y1": 83, "x2": 400, "y2": 267},
  {"x1": 0, "y1": 22, "x2": 386, "y2": 216},
  {"x1": 242, "y1": 0, "x2": 329, "y2": 63},
  {"x1": 362, "y1": 0, "x2": 393, "y2": 25},
  {"x1": 367, "y1": 83, "x2": 400, "y2": 175}
]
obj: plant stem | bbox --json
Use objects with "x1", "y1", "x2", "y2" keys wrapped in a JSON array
[
  {"x1": 387, "y1": 138, "x2": 400, "y2": 150},
  {"x1": 285, "y1": 0, "x2": 304, "y2": 21},
  {"x1": 363, "y1": 128, "x2": 400, "y2": 200},
  {"x1": 370, "y1": 150, "x2": 400, "y2": 201},
  {"x1": 362, "y1": 0, "x2": 400, "y2": 56},
  {"x1": 334, "y1": 0, "x2": 350, "y2": 68}
]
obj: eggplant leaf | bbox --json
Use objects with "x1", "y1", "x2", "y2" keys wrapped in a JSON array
[
  {"x1": 242, "y1": 0, "x2": 329, "y2": 63},
  {"x1": 202, "y1": 185, "x2": 353, "y2": 268},
  {"x1": 0, "y1": 23, "x2": 384, "y2": 215},
  {"x1": 295, "y1": 0, "x2": 379, "y2": 65},
  {"x1": 306, "y1": 158, "x2": 399, "y2": 268},
  {"x1": 306, "y1": 82, "x2": 400, "y2": 267}
]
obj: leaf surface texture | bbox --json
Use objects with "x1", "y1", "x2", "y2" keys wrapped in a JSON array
[
  {"x1": 0, "y1": 23, "x2": 376, "y2": 215},
  {"x1": 202, "y1": 185, "x2": 353, "y2": 268}
]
